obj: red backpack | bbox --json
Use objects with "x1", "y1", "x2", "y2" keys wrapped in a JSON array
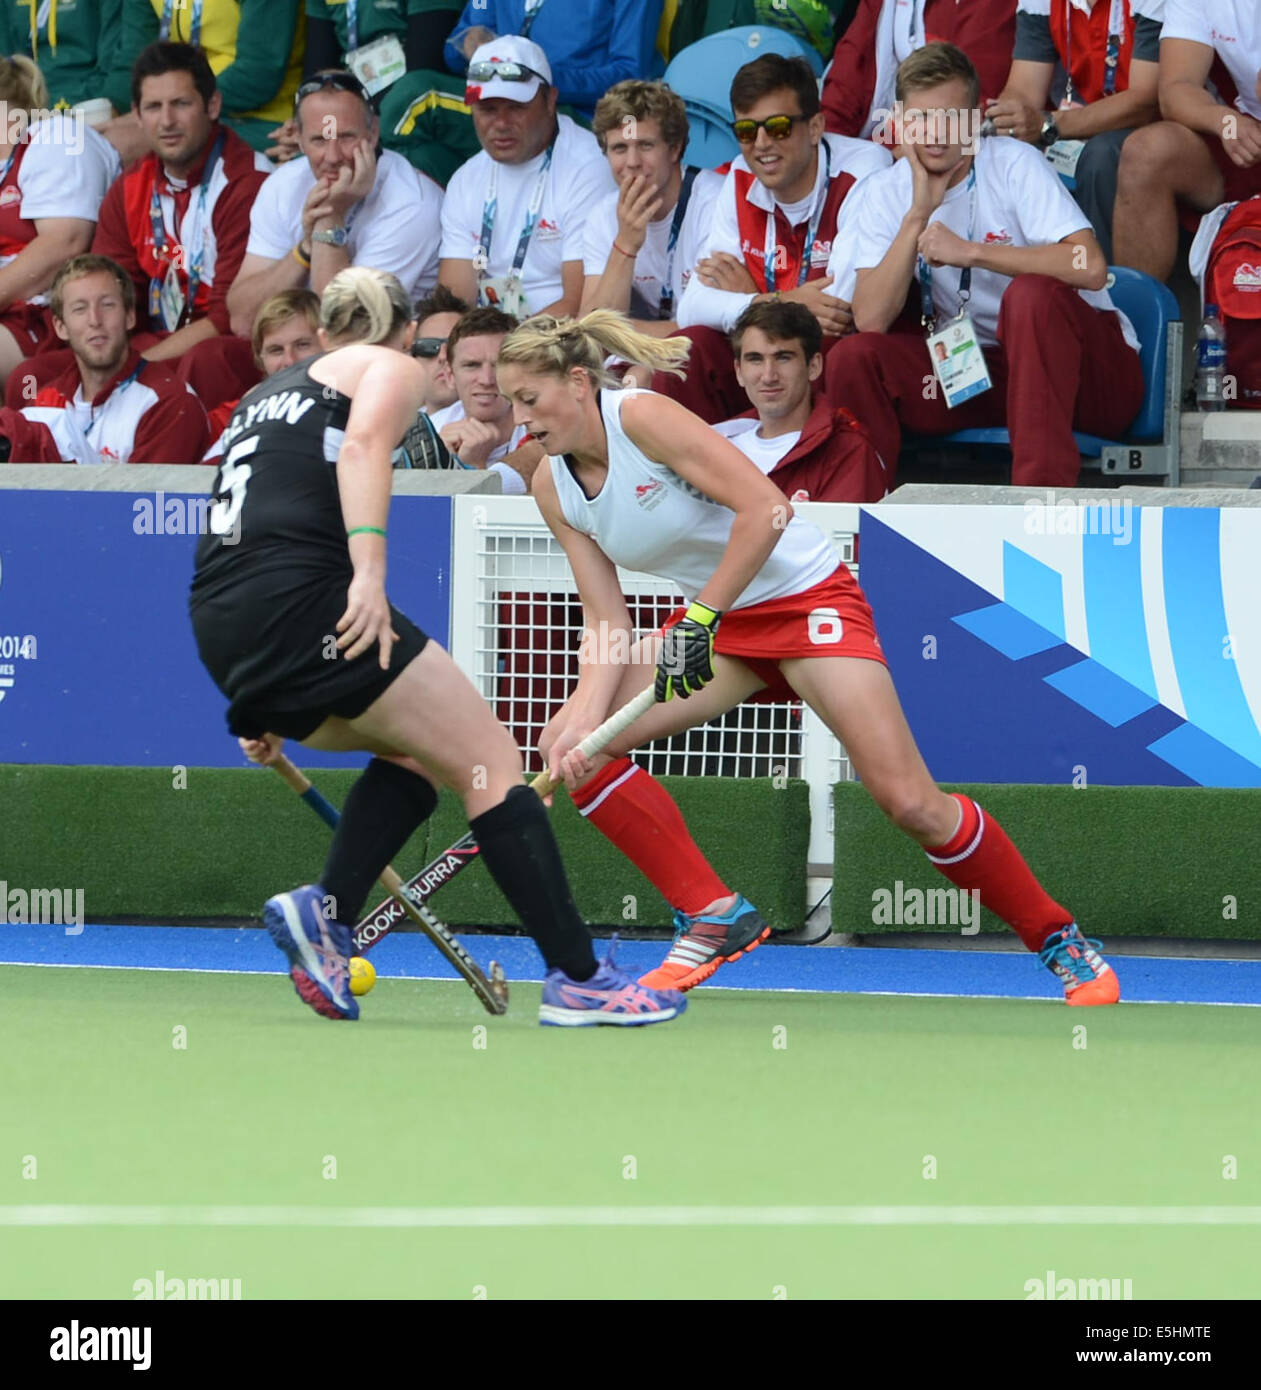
[{"x1": 1204, "y1": 196, "x2": 1261, "y2": 409}]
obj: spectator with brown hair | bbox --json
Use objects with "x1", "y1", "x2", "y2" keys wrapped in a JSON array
[
  {"x1": 714, "y1": 299, "x2": 887, "y2": 502},
  {"x1": 0, "y1": 254, "x2": 208, "y2": 464},
  {"x1": 580, "y1": 80, "x2": 723, "y2": 336},
  {"x1": 432, "y1": 305, "x2": 542, "y2": 492},
  {"x1": 412, "y1": 284, "x2": 468, "y2": 414},
  {"x1": 821, "y1": 0, "x2": 1018, "y2": 141},
  {"x1": 0, "y1": 54, "x2": 120, "y2": 391},
  {"x1": 654, "y1": 52, "x2": 890, "y2": 422},
  {"x1": 1113, "y1": 0, "x2": 1261, "y2": 282}
]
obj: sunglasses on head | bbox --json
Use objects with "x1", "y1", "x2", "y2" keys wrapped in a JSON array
[
  {"x1": 410, "y1": 337, "x2": 446, "y2": 359},
  {"x1": 730, "y1": 114, "x2": 805, "y2": 143},
  {"x1": 467, "y1": 60, "x2": 547, "y2": 84},
  {"x1": 295, "y1": 70, "x2": 370, "y2": 110}
]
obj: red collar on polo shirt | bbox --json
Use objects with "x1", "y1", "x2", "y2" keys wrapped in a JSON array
[{"x1": 61, "y1": 347, "x2": 147, "y2": 410}]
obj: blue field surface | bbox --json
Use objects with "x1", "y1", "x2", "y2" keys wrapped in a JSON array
[{"x1": 1, "y1": 924, "x2": 1258, "y2": 1007}]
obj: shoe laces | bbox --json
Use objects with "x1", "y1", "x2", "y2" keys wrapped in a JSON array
[{"x1": 1038, "y1": 925, "x2": 1104, "y2": 976}]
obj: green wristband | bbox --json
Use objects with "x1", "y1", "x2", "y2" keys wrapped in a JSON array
[{"x1": 346, "y1": 526, "x2": 387, "y2": 539}]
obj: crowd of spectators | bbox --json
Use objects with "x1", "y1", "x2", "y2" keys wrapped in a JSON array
[{"x1": 0, "y1": 1, "x2": 1255, "y2": 496}]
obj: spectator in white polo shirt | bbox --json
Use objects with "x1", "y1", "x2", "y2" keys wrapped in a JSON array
[
  {"x1": 1114, "y1": 0, "x2": 1261, "y2": 281},
  {"x1": 226, "y1": 69, "x2": 443, "y2": 337},
  {"x1": 438, "y1": 36, "x2": 615, "y2": 319},
  {"x1": 580, "y1": 80, "x2": 723, "y2": 338},
  {"x1": 429, "y1": 306, "x2": 542, "y2": 493}
]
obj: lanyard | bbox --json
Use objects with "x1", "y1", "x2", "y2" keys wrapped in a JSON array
[
  {"x1": 347, "y1": 0, "x2": 359, "y2": 53},
  {"x1": 658, "y1": 166, "x2": 698, "y2": 320},
  {"x1": 478, "y1": 141, "x2": 554, "y2": 295},
  {"x1": 84, "y1": 366, "x2": 144, "y2": 443},
  {"x1": 149, "y1": 129, "x2": 225, "y2": 327},
  {"x1": 0, "y1": 148, "x2": 17, "y2": 189},
  {"x1": 1063, "y1": 0, "x2": 1126, "y2": 105},
  {"x1": 161, "y1": 0, "x2": 203, "y2": 46},
  {"x1": 521, "y1": 0, "x2": 547, "y2": 38},
  {"x1": 28, "y1": 1, "x2": 56, "y2": 57},
  {"x1": 764, "y1": 141, "x2": 831, "y2": 293},
  {"x1": 917, "y1": 164, "x2": 977, "y2": 332}
]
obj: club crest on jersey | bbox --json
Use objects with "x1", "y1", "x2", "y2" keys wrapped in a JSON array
[
  {"x1": 635, "y1": 479, "x2": 664, "y2": 510},
  {"x1": 1233, "y1": 262, "x2": 1261, "y2": 292},
  {"x1": 984, "y1": 229, "x2": 1013, "y2": 245}
]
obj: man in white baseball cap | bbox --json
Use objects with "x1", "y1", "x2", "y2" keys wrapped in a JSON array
[{"x1": 437, "y1": 35, "x2": 615, "y2": 319}]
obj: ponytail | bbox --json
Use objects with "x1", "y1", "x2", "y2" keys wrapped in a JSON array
[
  {"x1": 498, "y1": 309, "x2": 691, "y2": 387},
  {"x1": 320, "y1": 266, "x2": 413, "y2": 347}
]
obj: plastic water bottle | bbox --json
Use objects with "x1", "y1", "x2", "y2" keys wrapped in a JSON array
[{"x1": 1195, "y1": 305, "x2": 1228, "y2": 412}]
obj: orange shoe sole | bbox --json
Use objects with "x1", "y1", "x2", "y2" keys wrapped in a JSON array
[
  {"x1": 1066, "y1": 969, "x2": 1121, "y2": 1006},
  {"x1": 637, "y1": 924, "x2": 772, "y2": 993}
]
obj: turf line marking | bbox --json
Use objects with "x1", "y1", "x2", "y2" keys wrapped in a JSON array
[{"x1": 4, "y1": 1205, "x2": 1261, "y2": 1229}]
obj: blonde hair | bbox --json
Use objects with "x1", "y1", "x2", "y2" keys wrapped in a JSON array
[
  {"x1": 252, "y1": 288, "x2": 321, "y2": 363},
  {"x1": 320, "y1": 267, "x2": 413, "y2": 346},
  {"x1": 498, "y1": 310, "x2": 690, "y2": 388},
  {"x1": 0, "y1": 53, "x2": 48, "y2": 112}
]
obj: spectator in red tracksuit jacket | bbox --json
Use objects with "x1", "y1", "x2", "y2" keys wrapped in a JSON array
[
  {"x1": 0, "y1": 254, "x2": 208, "y2": 464},
  {"x1": 713, "y1": 299, "x2": 889, "y2": 503},
  {"x1": 88, "y1": 41, "x2": 270, "y2": 398},
  {"x1": 822, "y1": 0, "x2": 1018, "y2": 140},
  {"x1": 652, "y1": 54, "x2": 891, "y2": 423}
]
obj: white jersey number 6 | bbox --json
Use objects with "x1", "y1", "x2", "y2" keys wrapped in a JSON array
[{"x1": 807, "y1": 607, "x2": 844, "y2": 645}]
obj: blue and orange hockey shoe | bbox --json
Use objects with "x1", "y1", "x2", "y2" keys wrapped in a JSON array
[
  {"x1": 264, "y1": 885, "x2": 359, "y2": 1021},
  {"x1": 1039, "y1": 923, "x2": 1121, "y2": 1006},
  {"x1": 637, "y1": 894, "x2": 771, "y2": 992},
  {"x1": 539, "y1": 937, "x2": 687, "y2": 1027}
]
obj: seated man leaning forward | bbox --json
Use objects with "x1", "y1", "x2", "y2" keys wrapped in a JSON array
[
  {"x1": 823, "y1": 41, "x2": 1144, "y2": 490},
  {"x1": 715, "y1": 299, "x2": 889, "y2": 504},
  {"x1": 429, "y1": 306, "x2": 542, "y2": 494},
  {"x1": 0, "y1": 254, "x2": 209, "y2": 465}
]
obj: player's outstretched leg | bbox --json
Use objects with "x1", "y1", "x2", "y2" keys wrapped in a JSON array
[
  {"x1": 783, "y1": 656, "x2": 1120, "y2": 1005},
  {"x1": 344, "y1": 644, "x2": 687, "y2": 1027},
  {"x1": 264, "y1": 884, "x2": 358, "y2": 1021},
  {"x1": 543, "y1": 651, "x2": 773, "y2": 994}
]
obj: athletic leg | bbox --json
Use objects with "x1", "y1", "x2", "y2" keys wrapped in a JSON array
[
  {"x1": 1113, "y1": 122, "x2": 1223, "y2": 281},
  {"x1": 780, "y1": 655, "x2": 1119, "y2": 1004}
]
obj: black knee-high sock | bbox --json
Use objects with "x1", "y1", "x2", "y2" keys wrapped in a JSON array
[
  {"x1": 469, "y1": 786, "x2": 597, "y2": 980},
  {"x1": 321, "y1": 759, "x2": 437, "y2": 926}
]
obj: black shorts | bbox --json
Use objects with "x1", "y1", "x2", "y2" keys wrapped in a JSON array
[{"x1": 191, "y1": 576, "x2": 429, "y2": 742}]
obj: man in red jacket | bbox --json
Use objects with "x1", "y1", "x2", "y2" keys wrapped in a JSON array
[
  {"x1": 0, "y1": 255, "x2": 208, "y2": 464},
  {"x1": 90, "y1": 41, "x2": 271, "y2": 391},
  {"x1": 714, "y1": 299, "x2": 888, "y2": 503},
  {"x1": 822, "y1": 0, "x2": 1018, "y2": 141}
]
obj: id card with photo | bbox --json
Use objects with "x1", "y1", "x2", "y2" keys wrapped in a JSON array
[
  {"x1": 346, "y1": 35, "x2": 407, "y2": 98},
  {"x1": 157, "y1": 262, "x2": 187, "y2": 332},
  {"x1": 479, "y1": 271, "x2": 528, "y2": 318},
  {"x1": 1045, "y1": 138, "x2": 1087, "y2": 190},
  {"x1": 927, "y1": 316, "x2": 992, "y2": 408}
]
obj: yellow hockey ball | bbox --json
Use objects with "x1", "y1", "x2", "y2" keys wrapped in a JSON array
[{"x1": 349, "y1": 956, "x2": 376, "y2": 996}]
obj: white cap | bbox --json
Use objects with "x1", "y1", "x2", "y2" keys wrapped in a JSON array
[{"x1": 465, "y1": 35, "x2": 553, "y2": 105}]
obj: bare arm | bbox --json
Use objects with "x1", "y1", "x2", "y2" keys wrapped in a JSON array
[
  {"x1": 438, "y1": 258, "x2": 478, "y2": 306},
  {"x1": 227, "y1": 251, "x2": 307, "y2": 340},
  {"x1": 1160, "y1": 38, "x2": 1261, "y2": 168},
  {"x1": 0, "y1": 218, "x2": 95, "y2": 311},
  {"x1": 141, "y1": 316, "x2": 219, "y2": 362},
  {"x1": 619, "y1": 392, "x2": 790, "y2": 616},
  {"x1": 955, "y1": 227, "x2": 1107, "y2": 290},
  {"x1": 1056, "y1": 61, "x2": 1160, "y2": 139}
]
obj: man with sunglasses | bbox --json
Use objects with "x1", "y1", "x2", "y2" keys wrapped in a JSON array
[
  {"x1": 227, "y1": 68, "x2": 443, "y2": 339},
  {"x1": 656, "y1": 53, "x2": 890, "y2": 423},
  {"x1": 438, "y1": 36, "x2": 614, "y2": 320}
]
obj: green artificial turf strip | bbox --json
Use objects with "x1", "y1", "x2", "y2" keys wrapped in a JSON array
[
  {"x1": 0, "y1": 766, "x2": 808, "y2": 929},
  {"x1": 835, "y1": 782, "x2": 1261, "y2": 940},
  {"x1": 3, "y1": 964, "x2": 1259, "y2": 1299}
]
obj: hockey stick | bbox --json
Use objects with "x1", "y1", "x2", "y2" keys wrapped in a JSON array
[
  {"x1": 353, "y1": 684, "x2": 659, "y2": 952},
  {"x1": 271, "y1": 755, "x2": 509, "y2": 1015}
]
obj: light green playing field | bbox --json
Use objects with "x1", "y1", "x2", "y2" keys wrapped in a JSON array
[{"x1": 3, "y1": 965, "x2": 1258, "y2": 1300}]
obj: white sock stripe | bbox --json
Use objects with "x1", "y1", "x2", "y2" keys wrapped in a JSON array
[
  {"x1": 575, "y1": 762, "x2": 640, "y2": 818},
  {"x1": 924, "y1": 801, "x2": 986, "y2": 866}
]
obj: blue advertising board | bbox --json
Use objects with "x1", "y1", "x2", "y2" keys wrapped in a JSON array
[{"x1": 0, "y1": 489, "x2": 452, "y2": 768}]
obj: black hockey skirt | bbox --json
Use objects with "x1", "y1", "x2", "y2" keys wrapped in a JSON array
[{"x1": 191, "y1": 575, "x2": 429, "y2": 741}]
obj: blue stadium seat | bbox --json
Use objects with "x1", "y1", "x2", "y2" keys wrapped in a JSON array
[
  {"x1": 931, "y1": 267, "x2": 1182, "y2": 482},
  {"x1": 665, "y1": 25, "x2": 823, "y2": 169}
]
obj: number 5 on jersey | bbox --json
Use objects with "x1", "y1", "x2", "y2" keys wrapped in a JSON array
[{"x1": 210, "y1": 435, "x2": 260, "y2": 538}]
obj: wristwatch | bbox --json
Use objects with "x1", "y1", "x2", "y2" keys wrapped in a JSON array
[
  {"x1": 312, "y1": 225, "x2": 350, "y2": 247},
  {"x1": 1038, "y1": 115, "x2": 1060, "y2": 150}
]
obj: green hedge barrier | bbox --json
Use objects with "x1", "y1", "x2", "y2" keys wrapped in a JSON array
[
  {"x1": 0, "y1": 766, "x2": 809, "y2": 930},
  {"x1": 834, "y1": 782, "x2": 1261, "y2": 941}
]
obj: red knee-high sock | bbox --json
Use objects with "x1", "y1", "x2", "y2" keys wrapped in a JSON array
[
  {"x1": 925, "y1": 794, "x2": 1072, "y2": 952},
  {"x1": 570, "y1": 757, "x2": 729, "y2": 914}
]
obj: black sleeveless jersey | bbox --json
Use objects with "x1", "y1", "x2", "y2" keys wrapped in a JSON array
[{"x1": 190, "y1": 359, "x2": 354, "y2": 608}]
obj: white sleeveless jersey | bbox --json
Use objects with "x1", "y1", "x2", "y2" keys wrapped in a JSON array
[{"x1": 549, "y1": 388, "x2": 839, "y2": 609}]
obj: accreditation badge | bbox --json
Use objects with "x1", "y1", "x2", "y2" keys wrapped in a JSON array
[
  {"x1": 479, "y1": 271, "x2": 528, "y2": 318},
  {"x1": 1045, "y1": 139, "x2": 1087, "y2": 190},
  {"x1": 346, "y1": 35, "x2": 407, "y2": 98},
  {"x1": 158, "y1": 262, "x2": 187, "y2": 332},
  {"x1": 927, "y1": 315, "x2": 992, "y2": 408}
]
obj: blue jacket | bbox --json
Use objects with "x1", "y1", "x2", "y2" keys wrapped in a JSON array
[{"x1": 446, "y1": 0, "x2": 665, "y2": 117}]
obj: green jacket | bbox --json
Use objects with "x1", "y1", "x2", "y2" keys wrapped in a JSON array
[
  {"x1": 667, "y1": 0, "x2": 848, "y2": 61},
  {"x1": 306, "y1": 0, "x2": 454, "y2": 57},
  {"x1": 0, "y1": 0, "x2": 124, "y2": 108}
]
